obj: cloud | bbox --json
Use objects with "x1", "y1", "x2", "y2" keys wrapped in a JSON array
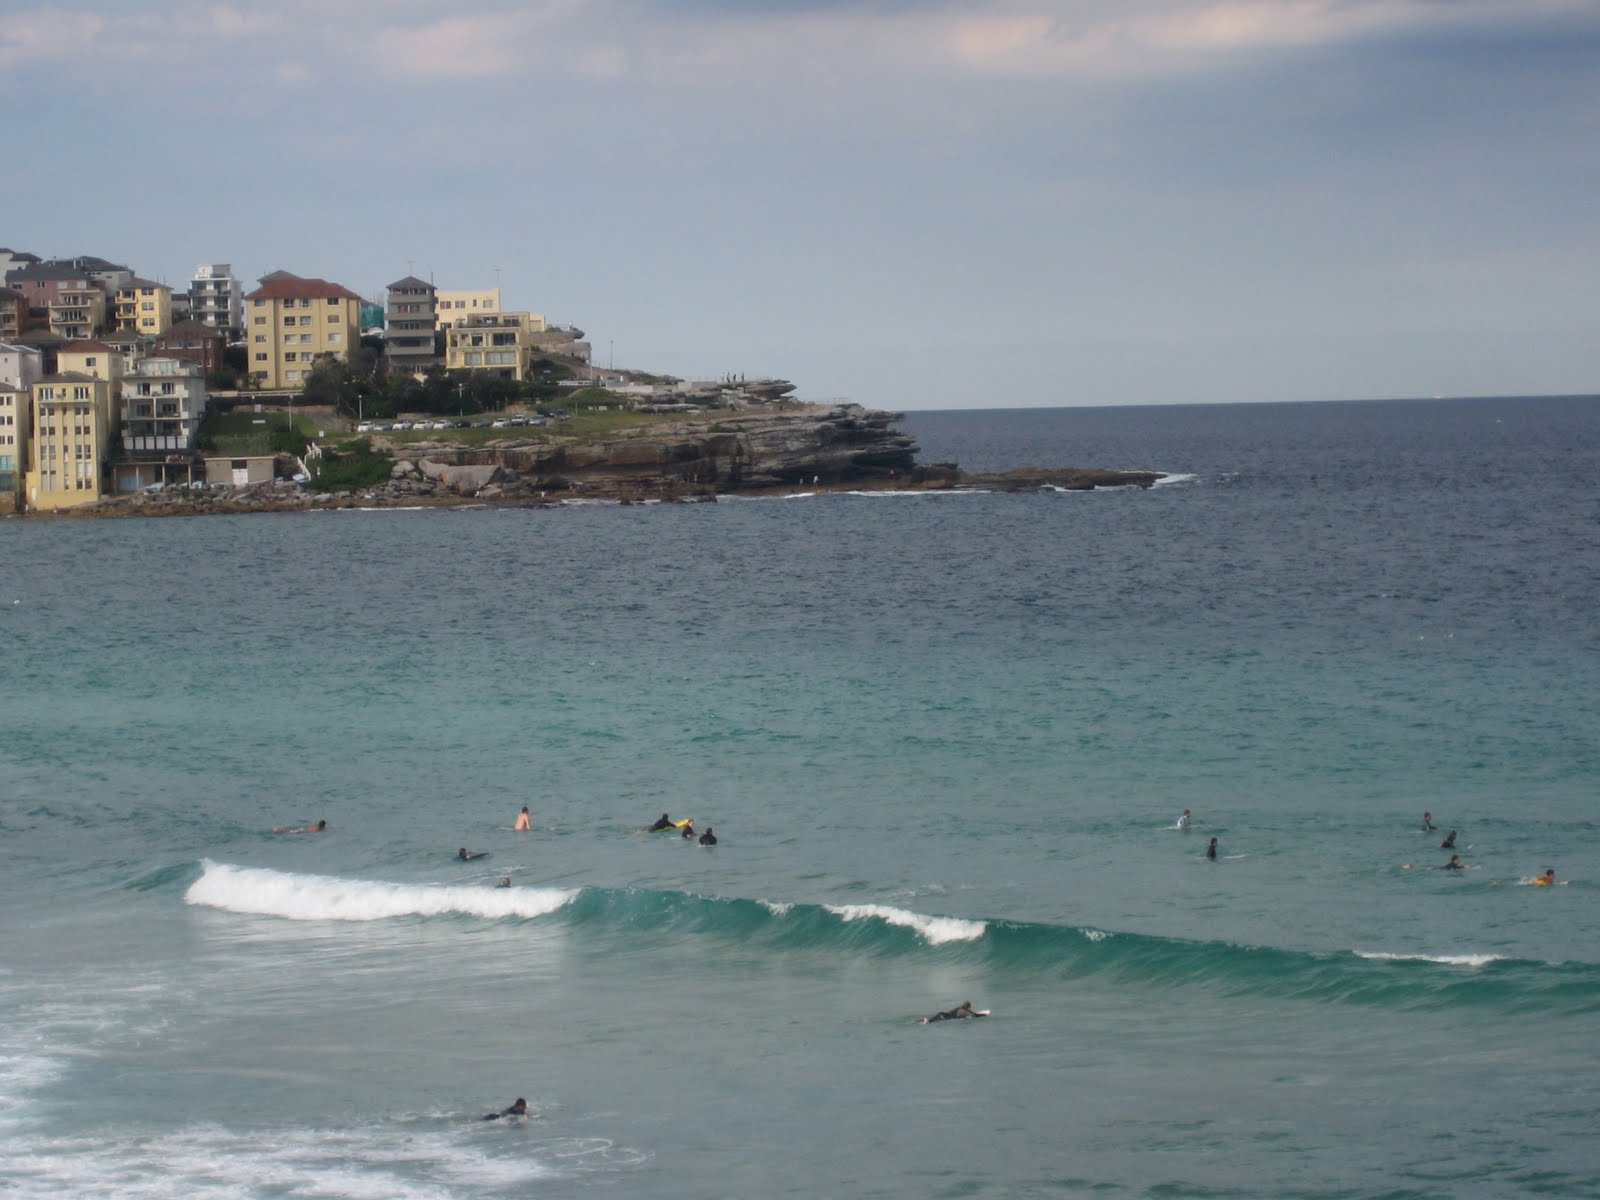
[{"x1": 0, "y1": 8, "x2": 109, "y2": 69}]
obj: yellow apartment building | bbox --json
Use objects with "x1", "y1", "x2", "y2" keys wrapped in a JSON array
[
  {"x1": 0, "y1": 383, "x2": 29, "y2": 512},
  {"x1": 49, "y1": 285, "x2": 107, "y2": 341},
  {"x1": 24, "y1": 371, "x2": 115, "y2": 510},
  {"x1": 244, "y1": 271, "x2": 362, "y2": 390},
  {"x1": 443, "y1": 311, "x2": 547, "y2": 381},
  {"x1": 56, "y1": 340, "x2": 124, "y2": 387},
  {"x1": 115, "y1": 278, "x2": 173, "y2": 337},
  {"x1": 436, "y1": 288, "x2": 522, "y2": 328}
]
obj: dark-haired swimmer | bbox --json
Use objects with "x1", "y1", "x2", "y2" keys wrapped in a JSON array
[
  {"x1": 1422, "y1": 812, "x2": 1435, "y2": 832},
  {"x1": 648, "y1": 813, "x2": 674, "y2": 832},
  {"x1": 273, "y1": 819, "x2": 326, "y2": 834},
  {"x1": 921, "y1": 1001, "x2": 987, "y2": 1025},
  {"x1": 458, "y1": 847, "x2": 486, "y2": 861},
  {"x1": 1532, "y1": 869, "x2": 1558, "y2": 886},
  {"x1": 698, "y1": 826, "x2": 717, "y2": 846},
  {"x1": 1440, "y1": 831, "x2": 1457, "y2": 849},
  {"x1": 482, "y1": 1098, "x2": 527, "y2": 1120},
  {"x1": 681, "y1": 820, "x2": 696, "y2": 839},
  {"x1": 1206, "y1": 837, "x2": 1218, "y2": 860},
  {"x1": 1442, "y1": 854, "x2": 1464, "y2": 870}
]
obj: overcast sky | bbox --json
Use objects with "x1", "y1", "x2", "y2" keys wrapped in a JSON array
[{"x1": 4, "y1": 0, "x2": 1596, "y2": 409}]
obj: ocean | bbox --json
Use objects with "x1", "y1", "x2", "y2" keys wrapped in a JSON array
[{"x1": 1, "y1": 395, "x2": 1596, "y2": 1199}]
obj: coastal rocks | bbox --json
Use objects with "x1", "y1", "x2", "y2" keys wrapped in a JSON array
[
  {"x1": 391, "y1": 460, "x2": 416, "y2": 479},
  {"x1": 417, "y1": 459, "x2": 510, "y2": 494}
]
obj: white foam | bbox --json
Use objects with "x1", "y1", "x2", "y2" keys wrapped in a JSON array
[
  {"x1": 759, "y1": 900, "x2": 794, "y2": 917},
  {"x1": 1355, "y1": 951, "x2": 1504, "y2": 968},
  {"x1": 1151, "y1": 472, "x2": 1197, "y2": 487},
  {"x1": 185, "y1": 861, "x2": 578, "y2": 923},
  {"x1": 841, "y1": 488, "x2": 986, "y2": 497},
  {"x1": 1, "y1": 1124, "x2": 559, "y2": 1200},
  {"x1": 1081, "y1": 929, "x2": 1112, "y2": 943},
  {"x1": 825, "y1": 903, "x2": 986, "y2": 945}
]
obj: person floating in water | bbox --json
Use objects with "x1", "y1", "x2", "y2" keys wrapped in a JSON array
[
  {"x1": 1206, "y1": 837, "x2": 1218, "y2": 860},
  {"x1": 648, "y1": 813, "x2": 674, "y2": 832},
  {"x1": 1177, "y1": 809, "x2": 1191, "y2": 829},
  {"x1": 921, "y1": 1001, "x2": 987, "y2": 1025},
  {"x1": 698, "y1": 826, "x2": 717, "y2": 846},
  {"x1": 482, "y1": 1098, "x2": 527, "y2": 1120},
  {"x1": 273, "y1": 819, "x2": 326, "y2": 834},
  {"x1": 1442, "y1": 854, "x2": 1464, "y2": 870},
  {"x1": 496, "y1": 877, "x2": 511, "y2": 888},
  {"x1": 1532, "y1": 868, "x2": 1558, "y2": 886},
  {"x1": 1422, "y1": 812, "x2": 1435, "y2": 832},
  {"x1": 681, "y1": 820, "x2": 696, "y2": 839},
  {"x1": 1440, "y1": 830, "x2": 1457, "y2": 849},
  {"x1": 514, "y1": 806, "x2": 532, "y2": 831},
  {"x1": 458, "y1": 848, "x2": 486, "y2": 861}
]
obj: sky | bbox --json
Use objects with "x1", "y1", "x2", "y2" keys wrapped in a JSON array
[{"x1": 3, "y1": 0, "x2": 1597, "y2": 410}]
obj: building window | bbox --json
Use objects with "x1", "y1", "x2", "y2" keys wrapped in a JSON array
[
  {"x1": 255, "y1": 352, "x2": 267, "y2": 362},
  {"x1": 284, "y1": 317, "x2": 296, "y2": 327},
  {"x1": 254, "y1": 334, "x2": 266, "y2": 343},
  {"x1": 287, "y1": 370, "x2": 299, "y2": 381},
  {"x1": 255, "y1": 315, "x2": 266, "y2": 324},
  {"x1": 299, "y1": 316, "x2": 312, "y2": 326},
  {"x1": 328, "y1": 313, "x2": 339, "y2": 323}
]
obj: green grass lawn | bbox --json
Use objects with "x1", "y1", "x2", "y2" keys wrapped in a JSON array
[{"x1": 206, "y1": 410, "x2": 322, "y2": 455}]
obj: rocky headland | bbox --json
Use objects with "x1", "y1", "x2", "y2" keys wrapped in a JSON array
[{"x1": 48, "y1": 403, "x2": 1165, "y2": 518}]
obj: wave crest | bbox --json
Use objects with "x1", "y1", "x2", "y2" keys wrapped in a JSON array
[{"x1": 184, "y1": 861, "x2": 577, "y2": 923}]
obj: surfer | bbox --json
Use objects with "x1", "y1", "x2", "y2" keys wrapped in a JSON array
[
  {"x1": 698, "y1": 826, "x2": 717, "y2": 846},
  {"x1": 458, "y1": 848, "x2": 486, "y2": 861},
  {"x1": 496, "y1": 877, "x2": 511, "y2": 888},
  {"x1": 648, "y1": 813, "x2": 674, "y2": 832},
  {"x1": 273, "y1": 819, "x2": 326, "y2": 834},
  {"x1": 514, "y1": 806, "x2": 532, "y2": 831},
  {"x1": 1422, "y1": 812, "x2": 1435, "y2": 832},
  {"x1": 1440, "y1": 830, "x2": 1457, "y2": 850},
  {"x1": 482, "y1": 1098, "x2": 527, "y2": 1121},
  {"x1": 1532, "y1": 868, "x2": 1558, "y2": 886},
  {"x1": 1177, "y1": 809, "x2": 1191, "y2": 829},
  {"x1": 921, "y1": 1001, "x2": 987, "y2": 1025},
  {"x1": 1442, "y1": 854, "x2": 1464, "y2": 870},
  {"x1": 1206, "y1": 837, "x2": 1218, "y2": 860},
  {"x1": 681, "y1": 820, "x2": 696, "y2": 839}
]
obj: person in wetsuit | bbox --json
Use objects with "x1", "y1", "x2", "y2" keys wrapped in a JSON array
[
  {"x1": 1442, "y1": 854, "x2": 1464, "y2": 870},
  {"x1": 648, "y1": 814, "x2": 674, "y2": 832},
  {"x1": 680, "y1": 820, "x2": 696, "y2": 839},
  {"x1": 1206, "y1": 837, "x2": 1218, "y2": 860},
  {"x1": 458, "y1": 848, "x2": 486, "y2": 860},
  {"x1": 482, "y1": 1098, "x2": 527, "y2": 1120},
  {"x1": 1422, "y1": 812, "x2": 1435, "y2": 832},
  {"x1": 922, "y1": 1001, "x2": 986, "y2": 1025},
  {"x1": 698, "y1": 827, "x2": 717, "y2": 845},
  {"x1": 1440, "y1": 830, "x2": 1457, "y2": 849}
]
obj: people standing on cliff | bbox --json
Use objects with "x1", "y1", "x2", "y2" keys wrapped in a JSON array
[{"x1": 514, "y1": 806, "x2": 532, "y2": 831}]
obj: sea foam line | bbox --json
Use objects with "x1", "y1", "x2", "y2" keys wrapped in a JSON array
[
  {"x1": 185, "y1": 861, "x2": 578, "y2": 923},
  {"x1": 824, "y1": 903, "x2": 986, "y2": 945},
  {"x1": 1354, "y1": 951, "x2": 1504, "y2": 968}
]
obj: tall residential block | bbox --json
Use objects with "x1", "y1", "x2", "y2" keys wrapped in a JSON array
[
  {"x1": 189, "y1": 263, "x2": 243, "y2": 333},
  {"x1": 243, "y1": 271, "x2": 362, "y2": 390},
  {"x1": 24, "y1": 371, "x2": 115, "y2": 510},
  {"x1": 384, "y1": 276, "x2": 439, "y2": 374}
]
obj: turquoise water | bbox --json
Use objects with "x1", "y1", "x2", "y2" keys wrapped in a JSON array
[{"x1": 2, "y1": 396, "x2": 1597, "y2": 1197}]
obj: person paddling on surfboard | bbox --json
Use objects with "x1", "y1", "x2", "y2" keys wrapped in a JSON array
[
  {"x1": 273, "y1": 819, "x2": 326, "y2": 834},
  {"x1": 648, "y1": 813, "x2": 674, "y2": 832},
  {"x1": 921, "y1": 1001, "x2": 988, "y2": 1024},
  {"x1": 458, "y1": 847, "x2": 487, "y2": 861},
  {"x1": 482, "y1": 1098, "x2": 527, "y2": 1120}
]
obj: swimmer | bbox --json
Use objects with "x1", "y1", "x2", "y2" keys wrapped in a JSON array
[
  {"x1": 1421, "y1": 812, "x2": 1435, "y2": 832},
  {"x1": 458, "y1": 847, "x2": 486, "y2": 861},
  {"x1": 1440, "y1": 830, "x2": 1457, "y2": 850},
  {"x1": 1442, "y1": 854, "x2": 1464, "y2": 870},
  {"x1": 648, "y1": 813, "x2": 674, "y2": 832},
  {"x1": 698, "y1": 826, "x2": 717, "y2": 846},
  {"x1": 1206, "y1": 837, "x2": 1218, "y2": 861},
  {"x1": 496, "y1": 877, "x2": 511, "y2": 888},
  {"x1": 1177, "y1": 809, "x2": 1191, "y2": 829},
  {"x1": 272, "y1": 819, "x2": 326, "y2": 834},
  {"x1": 681, "y1": 820, "x2": 696, "y2": 839},
  {"x1": 482, "y1": 1098, "x2": 528, "y2": 1121},
  {"x1": 1532, "y1": 869, "x2": 1557, "y2": 886},
  {"x1": 921, "y1": 1001, "x2": 988, "y2": 1025},
  {"x1": 514, "y1": 806, "x2": 531, "y2": 831}
]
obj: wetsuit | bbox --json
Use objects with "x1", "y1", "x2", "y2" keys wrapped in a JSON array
[
  {"x1": 648, "y1": 816, "x2": 673, "y2": 832},
  {"x1": 1206, "y1": 844, "x2": 1218, "y2": 860},
  {"x1": 699, "y1": 831, "x2": 717, "y2": 845},
  {"x1": 483, "y1": 1101, "x2": 527, "y2": 1120},
  {"x1": 1443, "y1": 860, "x2": 1464, "y2": 870},
  {"x1": 1440, "y1": 835, "x2": 1456, "y2": 849}
]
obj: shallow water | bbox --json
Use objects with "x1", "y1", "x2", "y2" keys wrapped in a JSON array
[{"x1": 2, "y1": 395, "x2": 1597, "y2": 1197}]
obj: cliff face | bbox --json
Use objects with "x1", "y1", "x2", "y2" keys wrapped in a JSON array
[{"x1": 414, "y1": 404, "x2": 919, "y2": 489}]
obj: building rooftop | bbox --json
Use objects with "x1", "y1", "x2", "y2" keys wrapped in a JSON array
[
  {"x1": 38, "y1": 370, "x2": 98, "y2": 384},
  {"x1": 59, "y1": 340, "x2": 117, "y2": 354},
  {"x1": 119, "y1": 276, "x2": 167, "y2": 291},
  {"x1": 387, "y1": 275, "x2": 434, "y2": 291},
  {"x1": 246, "y1": 271, "x2": 362, "y2": 302}
]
